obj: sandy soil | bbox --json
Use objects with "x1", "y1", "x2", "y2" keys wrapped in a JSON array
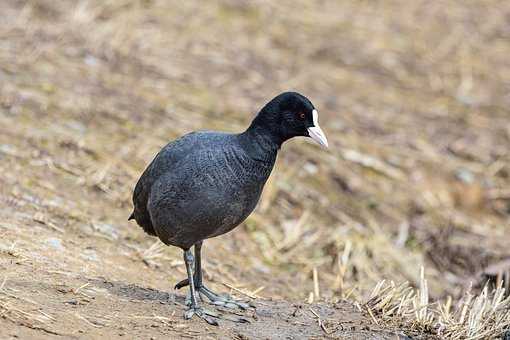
[{"x1": 0, "y1": 272, "x2": 402, "y2": 340}]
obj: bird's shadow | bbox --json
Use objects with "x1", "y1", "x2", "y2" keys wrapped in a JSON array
[
  {"x1": 90, "y1": 277, "x2": 186, "y2": 305},
  {"x1": 89, "y1": 277, "x2": 257, "y2": 326}
]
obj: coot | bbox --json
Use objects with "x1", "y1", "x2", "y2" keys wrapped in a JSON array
[{"x1": 129, "y1": 92, "x2": 328, "y2": 325}]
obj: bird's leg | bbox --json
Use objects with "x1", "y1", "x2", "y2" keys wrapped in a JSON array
[
  {"x1": 175, "y1": 241, "x2": 203, "y2": 290},
  {"x1": 182, "y1": 242, "x2": 204, "y2": 305},
  {"x1": 193, "y1": 241, "x2": 203, "y2": 287},
  {"x1": 176, "y1": 242, "x2": 251, "y2": 310},
  {"x1": 182, "y1": 249, "x2": 218, "y2": 325}
]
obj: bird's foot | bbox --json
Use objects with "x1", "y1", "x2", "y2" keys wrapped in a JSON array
[
  {"x1": 184, "y1": 305, "x2": 219, "y2": 326},
  {"x1": 198, "y1": 286, "x2": 251, "y2": 310},
  {"x1": 176, "y1": 279, "x2": 252, "y2": 310},
  {"x1": 183, "y1": 302, "x2": 250, "y2": 324}
]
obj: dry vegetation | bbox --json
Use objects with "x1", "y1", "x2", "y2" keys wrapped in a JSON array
[
  {"x1": 1, "y1": 0, "x2": 509, "y2": 338},
  {"x1": 365, "y1": 268, "x2": 510, "y2": 339}
]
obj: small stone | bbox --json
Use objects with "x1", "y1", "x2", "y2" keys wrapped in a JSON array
[{"x1": 47, "y1": 238, "x2": 64, "y2": 251}]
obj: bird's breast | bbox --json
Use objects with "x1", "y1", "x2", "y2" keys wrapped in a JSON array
[{"x1": 183, "y1": 148, "x2": 273, "y2": 237}]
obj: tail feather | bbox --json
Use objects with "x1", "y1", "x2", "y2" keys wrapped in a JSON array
[{"x1": 129, "y1": 208, "x2": 157, "y2": 236}]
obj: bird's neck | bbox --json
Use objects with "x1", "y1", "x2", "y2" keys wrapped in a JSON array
[{"x1": 239, "y1": 121, "x2": 281, "y2": 162}]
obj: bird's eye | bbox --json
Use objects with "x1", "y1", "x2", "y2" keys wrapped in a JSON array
[{"x1": 299, "y1": 112, "x2": 305, "y2": 119}]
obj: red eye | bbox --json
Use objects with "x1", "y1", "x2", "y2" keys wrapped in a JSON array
[{"x1": 299, "y1": 112, "x2": 305, "y2": 119}]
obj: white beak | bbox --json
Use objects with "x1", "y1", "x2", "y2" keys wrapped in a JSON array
[{"x1": 307, "y1": 109, "x2": 328, "y2": 148}]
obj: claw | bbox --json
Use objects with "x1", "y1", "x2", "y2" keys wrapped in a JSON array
[
  {"x1": 184, "y1": 306, "x2": 219, "y2": 326},
  {"x1": 237, "y1": 301, "x2": 251, "y2": 309},
  {"x1": 229, "y1": 316, "x2": 250, "y2": 323},
  {"x1": 175, "y1": 278, "x2": 189, "y2": 290},
  {"x1": 184, "y1": 308, "x2": 195, "y2": 320}
]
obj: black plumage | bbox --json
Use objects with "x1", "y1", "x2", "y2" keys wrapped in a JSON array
[{"x1": 129, "y1": 92, "x2": 328, "y2": 324}]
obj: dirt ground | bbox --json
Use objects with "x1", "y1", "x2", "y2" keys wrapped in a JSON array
[
  {"x1": 1, "y1": 0, "x2": 510, "y2": 339},
  {"x1": 0, "y1": 235, "x2": 406, "y2": 340}
]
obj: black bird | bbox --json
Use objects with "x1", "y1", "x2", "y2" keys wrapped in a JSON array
[{"x1": 129, "y1": 92, "x2": 328, "y2": 325}]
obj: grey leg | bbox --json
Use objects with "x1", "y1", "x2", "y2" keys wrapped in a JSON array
[
  {"x1": 175, "y1": 242, "x2": 203, "y2": 290},
  {"x1": 193, "y1": 241, "x2": 203, "y2": 287},
  {"x1": 176, "y1": 243, "x2": 251, "y2": 311},
  {"x1": 182, "y1": 249, "x2": 218, "y2": 326},
  {"x1": 184, "y1": 249, "x2": 199, "y2": 307}
]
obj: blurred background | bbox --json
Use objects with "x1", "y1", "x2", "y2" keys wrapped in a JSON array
[{"x1": 1, "y1": 0, "x2": 509, "y2": 332}]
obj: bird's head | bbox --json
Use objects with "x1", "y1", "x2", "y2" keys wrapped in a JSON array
[{"x1": 251, "y1": 92, "x2": 328, "y2": 148}]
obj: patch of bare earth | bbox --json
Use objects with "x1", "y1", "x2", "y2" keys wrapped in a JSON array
[{"x1": 0, "y1": 232, "x2": 402, "y2": 339}]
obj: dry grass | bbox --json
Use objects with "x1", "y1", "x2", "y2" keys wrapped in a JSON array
[
  {"x1": 1, "y1": 0, "x2": 510, "y2": 338},
  {"x1": 365, "y1": 268, "x2": 510, "y2": 339}
]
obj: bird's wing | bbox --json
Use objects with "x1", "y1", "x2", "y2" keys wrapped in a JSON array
[{"x1": 130, "y1": 131, "x2": 222, "y2": 236}]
